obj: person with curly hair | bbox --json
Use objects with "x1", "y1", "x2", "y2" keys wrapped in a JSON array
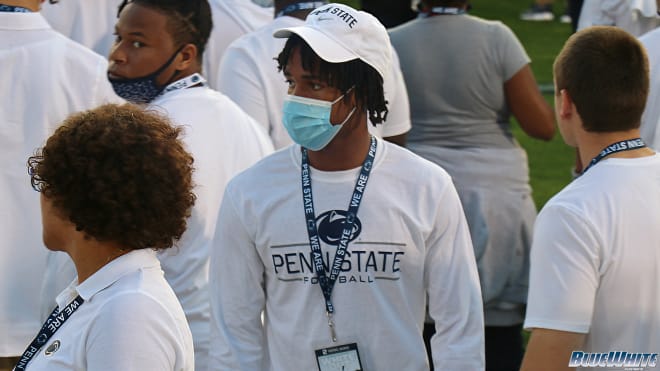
[
  {"x1": 42, "y1": 2, "x2": 274, "y2": 369},
  {"x1": 16, "y1": 103, "x2": 195, "y2": 371},
  {"x1": 0, "y1": 1, "x2": 122, "y2": 368}
]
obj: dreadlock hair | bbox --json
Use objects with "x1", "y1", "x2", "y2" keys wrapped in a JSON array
[
  {"x1": 118, "y1": 0, "x2": 212, "y2": 63},
  {"x1": 277, "y1": 34, "x2": 389, "y2": 125}
]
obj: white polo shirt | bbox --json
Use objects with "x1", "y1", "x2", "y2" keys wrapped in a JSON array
[
  {"x1": 204, "y1": 0, "x2": 273, "y2": 90},
  {"x1": 0, "y1": 11, "x2": 121, "y2": 356},
  {"x1": 21, "y1": 249, "x2": 194, "y2": 371},
  {"x1": 216, "y1": 15, "x2": 412, "y2": 149},
  {"x1": 40, "y1": 0, "x2": 123, "y2": 57}
]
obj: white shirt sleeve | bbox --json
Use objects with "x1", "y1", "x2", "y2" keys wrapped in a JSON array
[
  {"x1": 86, "y1": 292, "x2": 189, "y2": 371},
  {"x1": 208, "y1": 185, "x2": 267, "y2": 371},
  {"x1": 426, "y1": 182, "x2": 485, "y2": 370},
  {"x1": 524, "y1": 204, "x2": 600, "y2": 334},
  {"x1": 216, "y1": 45, "x2": 272, "y2": 136}
]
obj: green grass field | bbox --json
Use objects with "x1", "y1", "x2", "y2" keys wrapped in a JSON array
[{"x1": 339, "y1": 0, "x2": 577, "y2": 209}]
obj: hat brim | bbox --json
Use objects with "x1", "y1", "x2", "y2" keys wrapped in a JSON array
[{"x1": 274, "y1": 26, "x2": 360, "y2": 64}]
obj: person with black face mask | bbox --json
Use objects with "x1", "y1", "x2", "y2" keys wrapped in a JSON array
[{"x1": 42, "y1": 1, "x2": 274, "y2": 370}]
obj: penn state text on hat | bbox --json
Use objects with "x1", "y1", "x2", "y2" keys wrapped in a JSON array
[{"x1": 273, "y1": 3, "x2": 392, "y2": 80}]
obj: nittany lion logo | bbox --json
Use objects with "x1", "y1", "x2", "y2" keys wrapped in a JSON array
[{"x1": 316, "y1": 210, "x2": 362, "y2": 245}]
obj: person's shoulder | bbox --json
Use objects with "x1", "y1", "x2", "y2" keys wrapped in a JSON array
[
  {"x1": 25, "y1": 28, "x2": 108, "y2": 67},
  {"x1": 224, "y1": 146, "x2": 296, "y2": 192},
  {"x1": 388, "y1": 18, "x2": 421, "y2": 37},
  {"x1": 226, "y1": 17, "x2": 288, "y2": 53},
  {"x1": 380, "y1": 141, "x2": 453, "y2": 183},
  {"x1": 639, "y1": 26, "x2": 660, "y2": 49}
]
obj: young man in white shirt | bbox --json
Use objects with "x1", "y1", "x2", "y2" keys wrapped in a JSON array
[
  {"x1": 0, "y1": 1, "x2": 121, "y2": 369},
  {"x1": 208, "y1": 4, "x2": 484, "y2": 370},
  {"x1": 521, "y1": 26, "x2": 660, "y2": 371},
  {"x1": 43, "y1": 1, "x2": 274, "y2": 370},
  {"x1": 216, "y1": 0, "x2": 412, "y2": 149}
]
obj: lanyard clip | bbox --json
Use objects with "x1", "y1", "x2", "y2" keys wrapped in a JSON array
[{"x1": 326, "y1": 311, "x2": 337, "y2": 343}]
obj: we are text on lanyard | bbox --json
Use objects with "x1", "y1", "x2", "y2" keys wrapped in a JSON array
[
  {"x1": 14, "y1": 296, "x2": 84, "y2": 370},
  {"x1": 300, "y1": 136, "x2": 376, "y2": 342}
]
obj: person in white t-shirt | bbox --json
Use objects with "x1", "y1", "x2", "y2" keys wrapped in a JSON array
[
  {"x1": 521, "y1": 26, "x2": 660, "y2": 371},
  {"x1": 0, "y1": 1, "x2": 121, "y2": 368},
  {"x1": 18, "y1": 104, "x2": 195, "y2": 371},
  {"x1": 216, "y1": 0, "x2": 412, "y2": 149},
  {"x1": 42, "y1": 1, "x2": 274, "y2": 370},
  {"x1": 578, "y1": 0, "x2": 660, "y2": 37},
  {"x1": 639, "y1": 26, "x2": 660, "y2": 150},
  {"x1": 40, "y1": 0, "x2": 122, "y2": 57},
  {"x1": 204, "y1": 0, "x2": 273, "y2": 90},
  {"x1": 208, "y1": 4, "x2": 484, "y2": 370}
]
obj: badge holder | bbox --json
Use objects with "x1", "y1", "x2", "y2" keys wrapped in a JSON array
[{"x1": 315, "y1": 342, "x2": 363, "y2": 371}]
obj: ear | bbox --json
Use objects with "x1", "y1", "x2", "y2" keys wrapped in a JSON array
[
  {"x1": 174, "y1": 44, "x2": 198, "y2": 71},
  {"x1": 557, "y1": 89, "x2": 575, "y2": 120}
]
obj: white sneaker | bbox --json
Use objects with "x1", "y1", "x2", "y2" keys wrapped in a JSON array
[
  {"x1": 520, "y1": 4, "x2": 555, "y2": 21},
  {"x1": 559, "y1": 13, "x2": 572, "y2": 23}
]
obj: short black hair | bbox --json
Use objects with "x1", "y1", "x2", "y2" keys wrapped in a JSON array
[
  {"x1": 118, "y1": 0, "x2": 213, "y2": 61},
  {"x1": 277, "y1": 34, "x2": 389, "y2": 125}
]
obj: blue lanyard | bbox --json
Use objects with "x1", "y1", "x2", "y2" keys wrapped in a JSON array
[
  {"x1": 582, "y1": 138, "x2": 646, "y2": 174},
  {"x1": 276, "y1": 1, "x2": 327, "y2": 17},
  {"x1": 14, "y1": 296, "x2": 84, "y2": 370},
  {"x1": 162, "y1": 73, "x2": 206, "y2": 95},
  {"x1": 301, "y1": 136, "x2": 376, "y2": 341},
  {"x1": 419, "y1": 7, "x2": 466, "y2": 18},
  {"x1": 0, "y1": 4, "x2": 31, "y2": 12}
]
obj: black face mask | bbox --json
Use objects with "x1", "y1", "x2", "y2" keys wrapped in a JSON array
[{"x1": 108, "y1": 47, "x2": 183, "y2": 104}]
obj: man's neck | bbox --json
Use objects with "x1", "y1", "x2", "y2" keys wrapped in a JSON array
[
  {"x1": 65, "y1": 236, "x2": 130, "y2": 284},
  {"x1": 1, "y1": 0, "x2": 40, "y2": 11},
  {"x1": 578, "y1": 128, "x2": 655, "y2": 167},
  {"x1": 307, "y1": 117, "x2": 371, "y2": 171}
]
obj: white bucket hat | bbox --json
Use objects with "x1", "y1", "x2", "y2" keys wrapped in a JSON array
[{"x1": 273, "y1": 3, "x2": 392, "y2": 81}]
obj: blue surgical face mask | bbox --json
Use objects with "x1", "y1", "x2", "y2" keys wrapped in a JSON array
[
  {"x1": 282, "y1": 92, "x2": 356, "y2": 151},
  {"x1": 108, "y1": 47, "x2": 182, "y2": 104}
]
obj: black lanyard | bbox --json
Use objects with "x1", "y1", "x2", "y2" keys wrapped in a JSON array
[
  {"x1": 419, "y1": 7, "x2": 466, "y2": 18},
  {"x1": 14, "y1": 296, "x2": 84, "y2": 370},
  {"x1": 301, "y1": 136, "x2": 376, "y2": 341},
  {"x1": 276, "y1": 1, "x2": 326, "y2": 17},
  {"x1": 582, "y1": 138, "x2": 646, "y2": 174}
]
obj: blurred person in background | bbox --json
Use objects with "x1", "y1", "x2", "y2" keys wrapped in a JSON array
[{"x1": 390, "y1": 0, "x2": 555, "y2": 370}]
